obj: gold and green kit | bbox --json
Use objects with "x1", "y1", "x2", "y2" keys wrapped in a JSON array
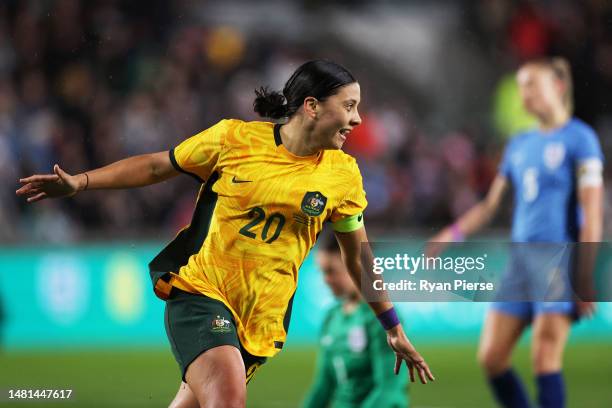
[{"x1": 150, "y1": 119, "x2": 367, "y2": 357}]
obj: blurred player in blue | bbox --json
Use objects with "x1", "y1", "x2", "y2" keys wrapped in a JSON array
[
  {"x1": 304, "y1": 232, "x2": 409, "y2": 408},
  {"x1": 430, "y1": 57, "x2": 604, "y2": 408}
]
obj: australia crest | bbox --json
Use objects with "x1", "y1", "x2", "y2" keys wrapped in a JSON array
[
  {"x1": 301, "y1": 191, "x2": 327, "y2": 216},
  {"x1": 211, "y1": 315, "x2": 231, "y2": 333}
]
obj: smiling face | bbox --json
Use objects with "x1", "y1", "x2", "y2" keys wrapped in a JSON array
[{"x1": 311, "y1": 82, "x2": 362, "y2": 150}]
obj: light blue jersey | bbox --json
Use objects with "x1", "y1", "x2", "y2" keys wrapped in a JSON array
[
  {"x1": 500, "y1": 118, "x2": 604, "y2": 242},
  {"x1": 494, "y1": 118, "x2": 604, "y2": 320}
]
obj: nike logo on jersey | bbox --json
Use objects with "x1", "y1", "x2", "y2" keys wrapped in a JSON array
[
  {"x1": 232, "y1": 176, "x2": 252, "y2": 183},
  {"x1": 357, "y1": 214, "x2": 363, "y2": 222}
]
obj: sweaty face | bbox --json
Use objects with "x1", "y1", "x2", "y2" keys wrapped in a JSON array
[
  {"x1": 517, "y1": 65, "x2": 564, "y2": 118},
  {"x1": 313, "y1": 82, "x2": 362, "y2": 149},
  {"x1": 317, "y1": 251, "x2": 357, "y2": 298}
]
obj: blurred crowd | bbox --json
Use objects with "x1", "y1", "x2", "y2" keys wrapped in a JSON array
[{"x1": 1, "y1": 0, "x2": 611, "y2": 243}]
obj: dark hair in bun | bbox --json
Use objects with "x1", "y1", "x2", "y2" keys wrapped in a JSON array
[{"x1": 253, "y1": 60, "x2": 356, "y2": 119}]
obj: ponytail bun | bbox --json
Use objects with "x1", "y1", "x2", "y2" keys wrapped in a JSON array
[{"x1": 253, "y1": 87, "x2": 288, "y2": 119}]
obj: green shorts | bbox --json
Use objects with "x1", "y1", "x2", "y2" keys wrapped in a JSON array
[{"x1": 164, "y1": 288, "x2": 267, "y2": 383}]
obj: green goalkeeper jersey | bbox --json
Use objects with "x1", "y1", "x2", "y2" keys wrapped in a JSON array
[{"x1": 303, "y1": 302, "x2": 409, "y2": 408}]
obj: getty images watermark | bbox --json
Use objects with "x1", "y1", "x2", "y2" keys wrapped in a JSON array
[
  {"x1": 360, "y1": 242, "x2": 612, "y2": 302},
  {"x1": 371, "y1": 252, "x2": 493, "y2": 293}
]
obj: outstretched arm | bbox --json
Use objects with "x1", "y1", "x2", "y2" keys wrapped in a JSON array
[
  {"x1": 428, "y1": 174, "x2": 508, "y2": 253},
  {"x1": 16, "y1": 151, "x2": 179, "y2": 202},
  {"x1": 335, "y1": 227, "x2": 435, "y2": 384}
]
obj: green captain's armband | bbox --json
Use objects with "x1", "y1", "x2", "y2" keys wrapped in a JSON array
[{"x1": 332, "y1": 213, "x2": 364, "y2": 233}]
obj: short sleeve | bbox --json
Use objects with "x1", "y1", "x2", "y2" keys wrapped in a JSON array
[
  {"x1": 170, "y1": 119, "x2": 229, "y2": 182},
  {"x1": 499, "y1": 141, "x2": 514, "y2": 179},
  {"x1": 572, "y1": 125, "x2": 604, "y2": 163},
  {"x1": 330, "y1": 162, "x2": 367, "y2": 226}
]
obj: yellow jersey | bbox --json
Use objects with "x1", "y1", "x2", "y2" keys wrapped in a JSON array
[{"x1": 149, "y1": 119, "x2": 367, "y2": 357}]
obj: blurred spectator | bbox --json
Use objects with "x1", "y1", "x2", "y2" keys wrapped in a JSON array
[{"x1": 6, "y1": 0, "x2": 612, "y2": 242}]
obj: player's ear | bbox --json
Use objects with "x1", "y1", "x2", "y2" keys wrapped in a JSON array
[
  {"x1": 304, "y1": 96, "x2": 318, "y2": 119},
  {"x1": 555, "y1": 77, "x2": 567, "y2": 98}
]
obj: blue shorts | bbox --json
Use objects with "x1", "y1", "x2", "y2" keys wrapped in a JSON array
[
  {"x1": 492, "y1": 244, "x2": 578, "y2": 321},
  {"x1": 496, "y1": 244, "x2": 575, "y2": 301},
  {"x1": 491, "y1": 301, "x2": 578, "y2": 321}
]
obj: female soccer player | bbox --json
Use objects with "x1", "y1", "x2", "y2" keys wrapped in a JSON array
[
  {"x1": 304, "y1": 232, "x2": 408, "y2": 407},
  {"x1": 17, "y1": 60, "x2": 433, "y2": 408},
  {"x1": 430, "y1": 57, "x2": 604, "y2": 408}
]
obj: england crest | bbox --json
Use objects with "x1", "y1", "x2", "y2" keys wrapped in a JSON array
[
  {"x1": 543, "y1": 142, "x2": 566, "y2": 170},
  {"x1": 301, "y1": 191, "x2": 327, "y2": 216},
  {"x1": 348, "y1": 326, "x2": 367, "y2": 353}
]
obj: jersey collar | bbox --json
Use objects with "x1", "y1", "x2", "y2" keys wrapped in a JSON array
[{"x1": 273, "y1": 123, "x2": 322, "y2": 163}]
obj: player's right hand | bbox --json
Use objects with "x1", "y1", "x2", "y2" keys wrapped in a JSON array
[
  {"x1": 425, "y1": 227, "x2": 453, "y2": 258},
  {"x1": 387, "y1": 325, "x2": 435, "y2": 384},
  {"x1": 576, "y1": 301, "x2": 596, "y2": 318},
  {"x1": 16, "y1": 164, "x2": 83, "y2": 203}
]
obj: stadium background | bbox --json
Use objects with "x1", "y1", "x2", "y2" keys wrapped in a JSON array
[{"x1": 1, "y1": 0, "x2": 611, "y2": 406}]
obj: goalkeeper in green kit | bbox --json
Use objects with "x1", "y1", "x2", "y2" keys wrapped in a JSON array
[{"x1": 303, "y1": 232, "x2": 409, "y2": 408}]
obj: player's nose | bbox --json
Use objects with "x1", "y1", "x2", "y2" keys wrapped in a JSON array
[{"x1": 349, "y1": 108, "x2": 362, "y2": 127}]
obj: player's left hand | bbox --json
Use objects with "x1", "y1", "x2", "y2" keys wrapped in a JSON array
[
  {"x1": 386, "y1": 325, "x2": 435, "y2": 384},
  {"x1": 576, "y1": 301, "x2": 596, "y2": 318}
]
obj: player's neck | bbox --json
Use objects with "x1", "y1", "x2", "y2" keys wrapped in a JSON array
[
  {"x1": 280, "y1": 119, "x2": 321, "y2": 157},
  {"x1": 342, "y1": 292, "x2": 361, "y2": 313},
  {"x1": 538, "y1": 108, "x2": 570, "y2": 132}
]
